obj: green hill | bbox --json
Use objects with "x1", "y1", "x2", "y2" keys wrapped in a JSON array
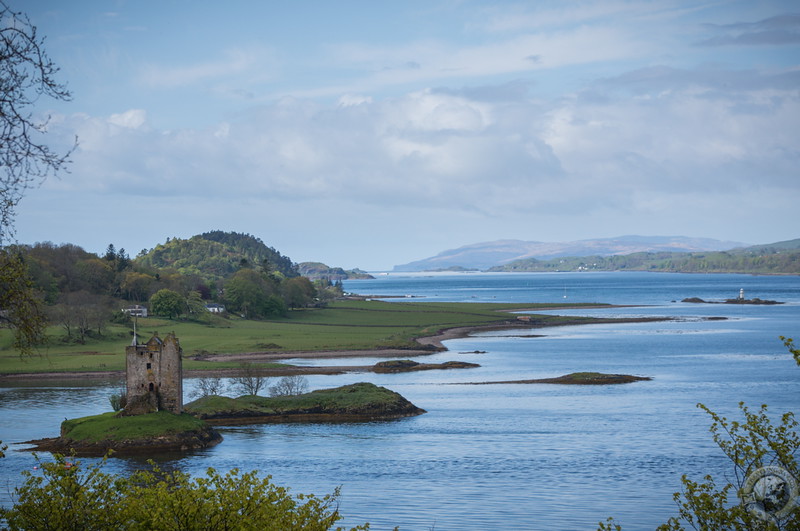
[{"x1": 136, "y1": 231, "x2": 298, "y2": 282}]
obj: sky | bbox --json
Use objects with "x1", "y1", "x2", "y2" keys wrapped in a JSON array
[{"x1": 10, "y1": 1, "x2": 800, "y2": 271}]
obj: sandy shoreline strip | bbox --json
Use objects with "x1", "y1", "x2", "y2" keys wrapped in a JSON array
[{"x1": 0, "y1": 315, "x2": 669, "y2": 381}]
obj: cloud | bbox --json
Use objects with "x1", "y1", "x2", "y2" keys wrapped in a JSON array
[
  {"x1": 697, "y1": 13, "x2": 800, "y2": 46},
  {"x1": 140, "y1": 47, "x2": 273, "y2": 89},
  {"x1": 108, "y1": 109, "x2": 147, "y2": 129},
  {"x1": 53, "y1": 59, "x2": 797, "y2": 227}
]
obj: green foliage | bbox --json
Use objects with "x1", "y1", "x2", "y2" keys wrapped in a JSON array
[
  {"x1": 224, "y1": 268, "x2": 287, "y2": 318},
  {"x1": 656, "y1": 402, "x2": 799, "y2": 530},
  {"x1": 0, "y1": 456, "x2": 368, "y2": 530},
  {"x1": 149, "y1": 288, "x2": 184, "y2": 319},
  {"x1": 0, "y1": 250, "x2": 47, "y2": 355},
  {"x1": 138, "y1": 231, "x2": 298, "y2": 283},
  {"x1": 598, "y1": 517, "x2": 622, "y2": 531},
  {"x1": 782, "y1": 336, "x2": 800, "y2": 367},
  {"x1": 602, "y1": 338, "x2": 800, "y2": 530},
  {"x1": 108, "y1": 393, "x2": 125, "y2": 412},
  {"x1": 283, "y1": 276, "x2": 317, "y2": 308}
]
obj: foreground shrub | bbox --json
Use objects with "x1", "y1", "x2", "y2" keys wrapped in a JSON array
[{"x1": 1, "y1": 455, "x2": 369, "y2": 530}]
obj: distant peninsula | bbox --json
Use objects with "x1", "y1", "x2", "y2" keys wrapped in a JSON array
[{"x1": 393, "y1": 236, "x2": 800, "y2": 274}]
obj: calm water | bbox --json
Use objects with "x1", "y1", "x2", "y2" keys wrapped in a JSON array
[{"x1": 1, "y1": 272, "x2": 799, "y2": 530}]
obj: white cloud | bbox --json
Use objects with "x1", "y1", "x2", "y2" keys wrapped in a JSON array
[
  {"x1": 108, "y1": 109, "x2": 146, "y2": 129},
  {"x1": 54, "y1": 65, "x2": 798, "y2": 218}
]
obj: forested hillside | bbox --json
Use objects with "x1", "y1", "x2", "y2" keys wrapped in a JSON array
[
  {"x1": 137, "y1": 231, "x2": 297, "y2": 281},
  {"x1": 6, "y1": 232, "x2": 344, "y2": 347},
  {"x1": 489, "y1": 239, "x2": 800, "y2": 274}
]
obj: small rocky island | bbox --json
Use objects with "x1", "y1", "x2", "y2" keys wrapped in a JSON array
[
  {"x1": 681, "y1": 289, "x2": 782, "y2": 305},
  {"x1": 185, "y1": 382, "x2": 426, "y2": 424},
  {"x1": 682, "y1": 297, "x2": 782, "y2": 305},
  {"x1": 26, "y1": 411, "x2": 222, "y2": 456}
]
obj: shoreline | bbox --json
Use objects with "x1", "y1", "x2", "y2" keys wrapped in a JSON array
[{"x1": 0, "y1": 315, "x2": 673, "y2": 382}]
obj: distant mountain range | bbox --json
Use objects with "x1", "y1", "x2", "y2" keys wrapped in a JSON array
[{"x1": 393, "y1": 236, "x2": 750, "y2": 272}]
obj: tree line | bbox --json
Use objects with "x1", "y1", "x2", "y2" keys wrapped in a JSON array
[
  {"x1": 2, "y1": 232, "x2": 345, "y2": 347},
  {"x1": 490, "y1": 247, "x2": 800, "y2": 274}
]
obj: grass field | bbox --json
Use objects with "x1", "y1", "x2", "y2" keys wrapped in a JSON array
[{"x1": 0, "y1": 300, "x2": 606, "y2": 375}]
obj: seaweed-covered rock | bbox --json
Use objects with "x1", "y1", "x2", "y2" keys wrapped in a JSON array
[{"x1": 372, "y1": 359, "x2": 480, "y2": 373}]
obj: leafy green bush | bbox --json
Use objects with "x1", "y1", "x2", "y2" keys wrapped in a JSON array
[
  {"x1": 149, "y1": 289, "x2": 184, "y2": 319},
  {"x1": 108, "y1": 393, "x2": 126, "y2": 412},
  {"x1": 0, "y1": 456, "x2": 368, "y2": 530}
]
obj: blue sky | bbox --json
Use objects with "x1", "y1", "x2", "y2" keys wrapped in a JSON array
[{"x1": 13, "y1": 1, "x2": 800, "y2": 270}]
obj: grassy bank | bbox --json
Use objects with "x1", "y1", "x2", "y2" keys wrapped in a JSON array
[
  {"x1": 0, "y1": 300, "x2": 607, "y2": 375},
  {"x1": 60, "y1": 411, "x2": 208, "y2": 443}
]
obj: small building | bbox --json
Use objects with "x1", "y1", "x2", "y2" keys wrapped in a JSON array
[
  {"x1": 122, "y1": 305, "x2": 148, "y2": 318},
  {"x1": 205, "y1": 303, "x2": 226, "y2": 314},
  {"x1": 123, "y1": 332, "x2": 183, "y2": 415}
]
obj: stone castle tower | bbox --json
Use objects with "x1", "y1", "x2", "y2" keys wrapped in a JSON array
[{"x1": 123, "y1": 331, "x2": 183, "y2": 415}]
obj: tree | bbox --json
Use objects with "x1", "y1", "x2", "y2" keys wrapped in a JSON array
[
  {"x1": 191, "y1": 376, "x2": 226, "y2": 398},
  {"x1": 270, "y1": 375, "x2": 310, "y2": 397},
  {"x1": 0, "y1": 249, "x2": 46, "y2": 354},
  {"x1": 0, "y1": 456, "x2": 368, "y2": 530},
  {"x1": 48, "y1": 290, "x2": 109, "y2": 343},
  {"x1": 655, "y1": 403, "x2": 799, "y2": 530},
  {"x1": 185, "y1": 290, "x2": 209, "y2": 321},
  {"x1": 0, "y1": 0, "x2": 75, "y2": 356},
  {"x1": 1, "y1": 0, "x2": 75, "y2": 245},
  {"x1": 149, "y1": 289, "x2": 184, "y2": 319},
  {"x1": 224, "y1": 269, "x2": 286, "y2": 319},
  {"x1": 232, "y1": 362, "x2": 270, "y2": 396},
  {"x1": 600, "y1": 338, "x2": 800, "y2": 530},
  {"x1": 283, "y1": 276, "x2": 316, "y2": 309}
]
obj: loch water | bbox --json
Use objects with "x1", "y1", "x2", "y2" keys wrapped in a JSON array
[{"x1": 1, "y1": 272, "x2": 799, "y2": 530}]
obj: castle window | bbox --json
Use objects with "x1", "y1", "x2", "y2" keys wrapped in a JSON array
[
  {"x1": 149, "y1": 383, "x2": 154, "y2": 392},
  {"x1": 146, "y1": 363, "x2": 151, "y2": 369}
]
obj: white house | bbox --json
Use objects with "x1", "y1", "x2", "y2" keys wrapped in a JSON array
[
  {"x1": 205, "y1": 303, "x2": 226, "y2": 314},
  {"x1": 122, "y1": 305, "x2": 148, "y2": 318}
]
